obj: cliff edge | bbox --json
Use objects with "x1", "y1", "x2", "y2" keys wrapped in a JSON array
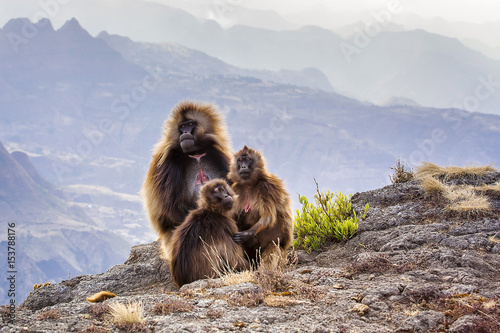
[{"x1": 2, "y1": 173, "x2": 499, "y2": 332}]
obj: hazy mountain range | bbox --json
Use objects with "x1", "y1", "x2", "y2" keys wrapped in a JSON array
[
  {"x1": 97, "y1": 31, "x2": 333, "y2": 92},
  {"x1": 0, "y1": 140, "x2": 131, "y2": 304},
  {"x1": 1, "y1": 17, "x2": 500, "y2": 303},
  {"x1": 6, "y1": 0, "x2": 499, "y2": 114}
]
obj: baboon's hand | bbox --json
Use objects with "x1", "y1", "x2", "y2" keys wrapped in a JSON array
[
  {"x1": 236, "y1": 209, "x2": 247, "y2": 223},
  {"x1": 233, "y1": 230, "x2": 254, "y2": 243}
]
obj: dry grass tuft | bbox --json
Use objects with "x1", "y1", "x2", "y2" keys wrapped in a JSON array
[
  {"x1": 38, "y1": 309, "x2": 61, "y2": 320},
  {"x1": 415, "y1": 162, "x2": 443, "y2": 179},
  {"x1": 479, "y1": 182, "x2": 500, "y2": 193},
  {"x1": 202, "y1": 239, "x2": 249, "y2": 282},
  {"x1": 426, "y1": 294, "x2": 500, "y2": 332},
  {"x1": 444, "y1": 186, "x2": 491, "y2": 213},
  {"x1": 109, "y1": 301, "x2": 145, "y2": 325},
  {"x1": 416, "y1": 162, "x2": 496, "y2": 180},
  {"x1": 206, "y1": 307, "x2": 224, "y2": 319},
  {"x1": 255, "y1": 265, "x2": 291, "y2": 294},
  {"x1": 389, "y1": 158, "x2": 414, "y2": 184},
  {"x1": 290, "y1": 284, "x2": 324, "y2": 301},
  {"x1": 227, "y1": 292, "x2": 264, "y2": 307},
  {"x1": 342, "y1": 252, "x2": 429, "y2": 278},
  {"x1": 86, "y1": 303, "x2": 111, "y2": 319},
  {"x1": 416, "y1": 162, "x2": 495, "y2": 214},
  {"x1": 220, "y1": 270, "x2": 255, "y2": 286},
  {"x1": 489, "y1": 235, "x2": 500, "y2": 244},
  {"x1": 420, "y1": 176, "x2": 445, "y2": 194},
  {"x1": 263, "y1": 295, "x2": 305, "y2": 307},
  {"x1": 33, "y1": 282, "x2": 51, "y2": 290},
  {"x1": 152, "y1": 298, "x2": 193, "y2": 315}
]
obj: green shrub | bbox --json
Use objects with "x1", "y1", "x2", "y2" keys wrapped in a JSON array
[{"x1": 293, "y1": 182, "x2": 368, "y2": 252}]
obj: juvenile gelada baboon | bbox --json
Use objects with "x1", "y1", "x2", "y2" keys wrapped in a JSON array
[
  {"x1": 228, "y1": 146, "x2": 293, "y2": 266},
  {"x1": 141, "y1": 101, "x2": 232, "y2": 259},
  {"x1": 170, "y1": 179, "x2": 248, "y2": 287}
]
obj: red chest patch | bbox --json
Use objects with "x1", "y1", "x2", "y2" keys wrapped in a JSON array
[
  {"x1": 243, "y1": 187, "x2": 253, "y2": 212},
  {"x1": 243, "y1": 196, "x2": 252, "y2": 213},
  {"x1": 196, "y1": 168, "x2": 210, "y2": 185},
  {"x1": 189, "y1": 153, "x2": 210, "y2": 185}
]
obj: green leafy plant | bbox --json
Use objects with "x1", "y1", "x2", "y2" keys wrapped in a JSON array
[{"x1": 293, "y1": 180, "x2": 368, "y2": 252}]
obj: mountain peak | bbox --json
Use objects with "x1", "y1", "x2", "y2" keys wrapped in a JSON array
[
  {"x1": 2, "y1": 17, "x2": 55, "y2": 34},
  {"x1": 36, "y1": 18, "x2": 55, "y2": 32},
  {"x1": 3, "y1": 18, "x2": 31, "y2": 33},
  {"x1": 97, "y1": 30, "x2": 133, "y2": 44},
  {"x1": 58, "y1": 17, "x2": 91, "y2": 39},
  {"x1": 96, "y1": 30, "x2": 110, "y2": 39}
]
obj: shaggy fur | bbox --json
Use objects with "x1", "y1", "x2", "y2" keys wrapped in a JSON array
[
  {"x1": 141, "y1": 101, "x2": 232, "y2": 259},
  {"x1": 170, "y1": 179, "x2": 248, "y2": 287},
  {"x1": 229, "y1": 146, "x2": 294, "y2": 266}
]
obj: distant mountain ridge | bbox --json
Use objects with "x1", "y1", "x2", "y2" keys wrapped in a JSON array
[
  {"x1": 0, "y1": 139, "x2": 130, "y2": 305},
  {"x1": 1, "y1": 17, "x2": 499, "y2": 197},
  {"x1": 97, "y1": 31, "x2": 334, "y2": 92},
  {"x1": 10, "y1": 1, "x2": 500, "y2": 114},
  {"x1": 0, "y1": 17, "x2": 146, "y2": 91}
]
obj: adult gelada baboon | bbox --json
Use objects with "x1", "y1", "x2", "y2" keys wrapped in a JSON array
[
  {"x1": 141, "y1": 101, "x2": 232, "y2": 259},
  {"x1": 228, "y1": 146, "x2": 293, "y2": 267},
  {"x1": 170, "y1": 179, "x2": 248, "y2": 287}
]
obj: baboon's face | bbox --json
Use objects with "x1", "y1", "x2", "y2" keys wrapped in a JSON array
[
  {"x1": 236, "y1": 153, "x2": 253, "y2": 180},
  {"x1": 211, "y1": 184, "x2": 233, "y2": 210},
  {"x1": 178, "y1": 119, "x2": 198, "y2": 153}
]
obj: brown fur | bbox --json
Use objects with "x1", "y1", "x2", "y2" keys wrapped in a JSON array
[
  {"x1": 228, "y1": 146, "x2": 294, "y2": 267},
  {"x1": 141, "y1": 101, "x2": 232, "y2": 260},
  {"x1": 155, "y1": 101, "x2": 232, "y2": 166},
  {"x1": 170, "y1": 179, "x2": 248, "y2": 287}
]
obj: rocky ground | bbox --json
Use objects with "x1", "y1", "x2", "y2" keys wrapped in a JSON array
[{"x1": 1, "y1": 174, "x2": 499, "y2": 333}]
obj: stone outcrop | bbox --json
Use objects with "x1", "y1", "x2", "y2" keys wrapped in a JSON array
[{"x1": 2, "y1": 175, "x2": 499, "y2": 332}]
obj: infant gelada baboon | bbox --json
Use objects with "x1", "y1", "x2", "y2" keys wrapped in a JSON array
[{"x1": 170, "y1": 179, "x2": 248, "y2": 287}]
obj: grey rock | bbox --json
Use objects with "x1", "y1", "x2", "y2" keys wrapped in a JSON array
[
  {"x1": 395, "y1": 310, "x2": 445, "y2": 332},
  {"x1": 6, "y1": 178, "x2": 500, "y2": 332},
  {"x1": 21, "y1": 241, "x2": 173, "y2": 311},
  {"x1": 447, "y1": 315, "x2": 482, "y2": 333}
]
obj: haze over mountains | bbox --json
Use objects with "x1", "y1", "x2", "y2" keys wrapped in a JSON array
[
  {"x1": 2, "y1": 0, "x2": 499, "y2": 114},
  {"x1": 1, "y1": 4, "x2": 500, "y2": 304},
  {"x1": 0, "y1": 140, "x2": 131, "y2": 304}
]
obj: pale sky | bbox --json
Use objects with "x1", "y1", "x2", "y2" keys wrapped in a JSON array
[
  {"x1": 1, "y1": 0, "x2": 500, "y2": 26},
  {"x1": 246, "y1": 0, "x2": 500, "y2": 23},
  {"x1": 150, "y1": 0, "x2": 500, "y2": 24}
]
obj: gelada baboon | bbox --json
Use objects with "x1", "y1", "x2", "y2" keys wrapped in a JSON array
[
  {"x1": 170, "y1": 179, "x2": 249, "y2": 287},
  {"x1": 228, "y1": 146, "x2": 293, "y2": 267},
  {"x1": 141, "y1": 101, "x2": 232, "y2": 258}
]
